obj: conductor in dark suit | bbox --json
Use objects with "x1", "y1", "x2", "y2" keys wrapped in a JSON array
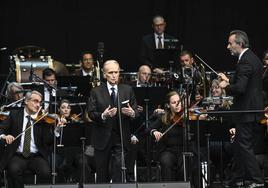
[
  {"x1": 0, "y1": 90, "x2": 53, "y2": 188},
  {"x1": 219, "y1": 30, "x2": 264, "y2": 188},
  {"x1": 140, "y1": 15, "x2": 176, "y2": 74},
  {"x1": 87, "y1": 60, "x2": 139, "y2": 183}
]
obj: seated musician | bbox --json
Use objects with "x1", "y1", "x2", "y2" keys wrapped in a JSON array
[
  {"x1": 74, "y1": 51, "x2": 94, "y2": 77},
  {"x1": 5, "y1": 82, "x2": 24, "y2": 103},
  {"x1": 147, "y1": 91, "x2": 184, "y2": 181},
  {"x1": 136, "y1": 65, "x2": 152, "y2": 87},
  {"x1": 0, "y1": 90, "x2": 64, "y2": 188},
  {"x1": 179, "y1": 50, "x2": 205, "y2": 102},
  {"x1": 56, "y1": 99, "x2": 95, "y2": 185}
]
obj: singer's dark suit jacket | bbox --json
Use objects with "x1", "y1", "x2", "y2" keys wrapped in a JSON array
[
  {"x1": 87, "y1": 83, "x2": 138, "y2": 151},
  {"x1": 139, "y1": 33, "x2": 175, "y2": 68},
  {"x1": 225, "y1": 49, "x2": 264, "y2": 123},
  {"x1": 0, "y1": 109, "x2": 54, "y2": 171}
]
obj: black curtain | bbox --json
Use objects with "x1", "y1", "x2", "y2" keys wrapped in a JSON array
[{"x1": 1, "y1": 0, "x2": 267, "y2": 75}]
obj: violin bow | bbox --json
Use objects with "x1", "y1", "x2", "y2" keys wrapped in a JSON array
[{"x1": 6, "y1": 111, "x2": 48, "y2": 146}]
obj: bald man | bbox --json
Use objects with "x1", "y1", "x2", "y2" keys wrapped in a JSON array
[
  {"x1": 87, "y1": 60, "x2": 139, "y2": 183},
  {"x1": 137, "y1": 65, "x2": 152, "y2": 87}
]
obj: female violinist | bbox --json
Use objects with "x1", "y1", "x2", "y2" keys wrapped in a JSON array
[
  {"x1": 56, "y1": 99, "x2": 95, "y2": 185},
  {"x1": 148, "y1": 91, "x2": 184, "y2": 181}
]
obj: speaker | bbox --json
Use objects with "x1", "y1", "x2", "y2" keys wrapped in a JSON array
[
  {"x1": 25, "y1": 184, "x2": 78, "y2": 188},
  {"x1": 84, "y1": 183, "x2": 136, "y2": 188},
  {"x1": 137, "y1": 182, "x2": 191, "y2": 188}
]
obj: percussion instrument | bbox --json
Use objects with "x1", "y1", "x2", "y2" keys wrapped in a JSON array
[{"x1": 14, "y1": 55, "x2": 53, "y2": 83}]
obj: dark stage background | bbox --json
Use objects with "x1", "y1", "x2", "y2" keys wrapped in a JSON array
[{"x1": 0, "y1": 0, "x2": 267, "y2": 75}]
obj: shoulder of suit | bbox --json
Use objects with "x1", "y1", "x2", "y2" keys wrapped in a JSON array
[
  {"x1": 143, "y1": 34, "x2": 154, "y2": 40},
  {"x1": 118, "y1": 84, "x2": 132, "y2": 90}
]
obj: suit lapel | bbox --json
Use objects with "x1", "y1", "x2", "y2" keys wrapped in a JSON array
[{"x1": 102, "y1": 84, "x2": 112, "y2": 106}]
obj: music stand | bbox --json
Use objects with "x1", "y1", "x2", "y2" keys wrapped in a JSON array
[
  {"x1": 57, "y1": 75, "x2": 93, "y2": 98},
  {"x1": 153, "y1": 39, "x2": 180, "y2": 71},
  {"x1": 133, "y1": 86, "x2": 170, "y2": 181}
]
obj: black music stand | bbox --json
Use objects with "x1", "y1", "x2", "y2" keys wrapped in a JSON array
[
  {"x1": 153, "y1": 39, "x2": 180, "y2": 71},
  {"x1": 133, "y1": 86, "x2": 170, "y2": 181},
  {"x1": 57, "y1": 75, "x2": 93, "y2": 98},
  {"x1": 57, "y1": 122, "x2": 93, "y2": 187}
]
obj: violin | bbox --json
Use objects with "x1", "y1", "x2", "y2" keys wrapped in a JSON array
[
  {"x1": 172, "y1": 111, "x2": 184, "y2": 125},
  {"x1": 69, "y1": 113, "x2": 82, "y2": 122},
  {"x1": 259, "y1": 107, "x2": 268, "y2": 125},
  {"x1": 0, "y1": 111, "x2": 9, "y2": 121}
]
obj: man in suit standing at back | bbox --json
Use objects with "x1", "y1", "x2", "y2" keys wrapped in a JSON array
[
  {"x1": 219, "y1": 30, "x2": 264, "y2": 188},
  {"x1": 87, "y1": 60, "x2": 139, "y2": 183},
  {"x1": 140, "y1": 15, "x2": 176, "y2": 74}
]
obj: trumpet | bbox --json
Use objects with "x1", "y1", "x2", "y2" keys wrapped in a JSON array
[{"x1": 92, "y1": 60, "x2": 101, "y2": 87}]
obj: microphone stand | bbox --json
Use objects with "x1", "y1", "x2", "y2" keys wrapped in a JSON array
[
  {"x1": 32, "y1": 73, "x2": 58, "y2": 184},
  {"x1": 181, "y1": 72, "x2": 193, "y2": 182},
  {"x1": 143, "y1": 84, "x2": 152, "y2": 182},
  {"x1": 116, "y1": 89, "x2": 127, "y2": 183}
]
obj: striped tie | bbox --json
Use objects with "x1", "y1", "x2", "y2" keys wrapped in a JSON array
[{"x1": 22, "y1": 115, "x2": 32, "y2": 157}]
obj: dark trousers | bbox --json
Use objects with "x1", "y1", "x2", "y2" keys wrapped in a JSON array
[
  {"x1": 233, "y1": 122, "x2": 263, "y2": 183},
  {"x1": 95, "y1": 141, "x2": 126, "y2": 183},
  {"x1": 159, "y1": 151, "x2": 183, "y2": 181},
  {"x1": 7, "y1": 153, "x2": 51, "y2": 188}
]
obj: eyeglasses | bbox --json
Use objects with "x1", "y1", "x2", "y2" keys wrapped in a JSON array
[
  {"x1": 83, "y1": 58, "x2": 93, "y2": 63},
  {"x1": 212, "y1": 86, "x2": 220, "y2": 90},
  {"x1": 153, "y1": 23, "x2": 165, "y2": 27}
]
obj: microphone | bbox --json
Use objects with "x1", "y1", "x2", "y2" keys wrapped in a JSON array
[{"x1": 29, "y1": 63, "x2": 33, "y2": 81}]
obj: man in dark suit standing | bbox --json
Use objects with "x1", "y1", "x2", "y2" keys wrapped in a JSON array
[
  {"x1": 0, "y1": 90, "x2": 54, "y2": 188},
  {"x1": 219, "y1": 30, "x2": 264, "y2": 188},
  {"x1": 87, "y1": 60, "x2": 139, "y2": 183},
  {"x1": 140, "y1": 15, "x2": 177, "y2": 74}
]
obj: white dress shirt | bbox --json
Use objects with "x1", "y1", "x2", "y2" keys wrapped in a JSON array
[
  {"x1": 17, "y1": 109, "x2": 38, "y2": 153},
  {"x1": 154, "y1": 33, "x2": 164, "y2": 49}
]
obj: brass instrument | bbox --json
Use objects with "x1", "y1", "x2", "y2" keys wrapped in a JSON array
[{"x1": 92, "y1": 60, "x2": 101, "y2": 87}]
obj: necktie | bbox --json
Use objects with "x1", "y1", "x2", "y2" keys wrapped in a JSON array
[
  {"x1": 22, "y1": 115, "x2": 32, "y2": 157},
  {"x1": 158, "y1": 35, "x2": 163, "y2": 49},
  {"x1": 110, "y1": 87, "x2": 116, "y2": 107}
]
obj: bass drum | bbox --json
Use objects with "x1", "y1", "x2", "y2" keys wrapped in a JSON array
[{"x1": 14, "y1": 55, "x2": 54, "y2": 83}]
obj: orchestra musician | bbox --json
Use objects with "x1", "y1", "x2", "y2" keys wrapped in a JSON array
[
  {"x1": 147, "y1": 91, "x2": 184, "y2": 181},
  {"x1": 139, "y1": 15, "x2": 176, "y2": 74},
  {"x1": 56, "y1": 99, "x2": 95, "y2": 185},
  {"x1": 136, "y1": 65, "x2": 152, "y2": 87},
  {"x1": 87, "y1": 60, "x2": 139, "y2": 183},
  {"x1": 218, "y1": 30, "x2": 264, "y2": 188},
  {"x1": 178, "y1": 50, "x2": 205, "y2": 102},
  {"x1": 74, "y1": 51, "x2": 95, "y2": 77},
  {"x1": 5, "y1": 82, "x2": 24, "y2": 103},
  {"x1": 0, "y1": 90, "x2": 63, "y2": 188},
  {"x1": 42, "y1": 68, "x2": 57, "y2": 112}
]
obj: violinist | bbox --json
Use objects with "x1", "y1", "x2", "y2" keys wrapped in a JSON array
[
  {"x1": 0, "y1": 90, "x2": 58, "y2": 188},
  {"x1": 147, "y1": 91, "x2": 184, "y2": 181},
  {"x1": 56, "y1": 99, "x2": 95, "y2": 185}
]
